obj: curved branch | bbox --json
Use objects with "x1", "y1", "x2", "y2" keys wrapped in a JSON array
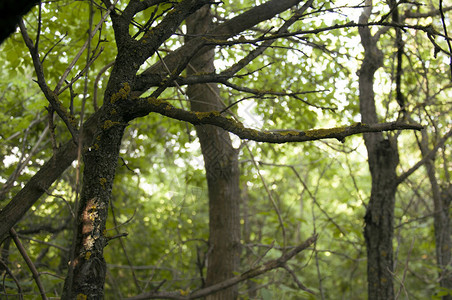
[{"x1": 123, "y1": 98, "x2": 423, "y2": 143}]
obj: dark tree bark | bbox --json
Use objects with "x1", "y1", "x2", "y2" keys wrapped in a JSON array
[
  {"x1": 186, "y1": 6, "x2": 242, "y2": 299},
  {"x1": 419, "y1": 130, "x2": 452, "y2": 299},
  {"x1": 61, "y1": 1, "x2": 212, "y2": 297},
  {"x1": 61, "y1": 122, "x2": 126, "y2": 299},
  {"x1": 358, "y1": 2, "x2": 397, "y2": 299},
  {"x1": 0, "y1": 0, "x2": 417, "y2": 246}
]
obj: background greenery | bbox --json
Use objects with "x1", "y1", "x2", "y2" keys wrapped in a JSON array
[{"x1": 0, "y1": 0, "x2": 451, "y2": 298}]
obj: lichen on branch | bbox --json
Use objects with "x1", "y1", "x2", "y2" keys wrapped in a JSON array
[{"x1": 125, "y1": 97, "x2": 423, "y2": 144}]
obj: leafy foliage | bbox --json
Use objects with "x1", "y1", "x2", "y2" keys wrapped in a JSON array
[{"x1": 0, "y1": 0, "x2": 451, "y2": 299}]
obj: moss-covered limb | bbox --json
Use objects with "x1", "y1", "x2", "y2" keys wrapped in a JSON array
[{"x1": 125, "y1": 98, "x2": 423, "y2": 144}]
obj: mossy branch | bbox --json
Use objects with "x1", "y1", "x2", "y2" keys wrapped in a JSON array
[{"x1": 126, "y1": 98, "x2": 423, "y2": 144}]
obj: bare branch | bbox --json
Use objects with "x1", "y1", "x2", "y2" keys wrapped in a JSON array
[
  {"x1": 55, "y1": 0, "x2": 119, "y2": 93},
  {"x1": 10, "y1": 228, "x2": 48, "y2": 300},
  {"x1": 397, "y1": 128, "x2": 452, "y2": 185},
  {"x1": 134, "y1": 0, "x2": 307, "y2": 95},
  {"x1": 19, "y1": 20, "x2": 79, "y2": 141}
]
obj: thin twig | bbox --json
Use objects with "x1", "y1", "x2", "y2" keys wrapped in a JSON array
[
  {"x1": 283, "y1": 263, "x2": 316, "y2": 294},
  {"x1": 244, "y1": 142, "x2": 287, "y2": 248},
  {"x1": 0, "y1": 259, "x2": 23, "y2": 300},
  {"x1": 439, "y1": 0, "x2": 452, "y2": 79},
  {"x1": 395, "y1": 237, "x2": 415, "y2": 300},
  {"x1": 110, "y1": 198, "x2": 141, "y2": 292},
  {"x1": 54, "y1": 0, "x2": 120, "y2": 92},
  {"x1": 19, "y1": 20, "x2": 79, "y2": 141},
  {"x1": 9, "y1": 228, "x2": 48, "y2": 300},
  {"x1": 93, "y1": 61, "x2": 115, "y2": 111}
]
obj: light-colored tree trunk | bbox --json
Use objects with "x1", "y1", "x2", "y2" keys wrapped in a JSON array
[
  {"x1": 419, "y1": 130, "x2": 452, "y2": 299},
  {"x1": 186, "y1": 6, "x2": 241, "y2": 299}
]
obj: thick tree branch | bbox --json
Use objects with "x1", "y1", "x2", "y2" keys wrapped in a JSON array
[
  {"x1": 133, "y1": 0, "x2": 307, "y2": 96},
  {"x1": 122, "y1": 97, "x2": 422, "y2": 143},
  {"x1": 133, "y1": 0, "x2": 212, "y2": 65},
  {"x1": 104, "y1": 0, "x2": 211, "y2": 96}
]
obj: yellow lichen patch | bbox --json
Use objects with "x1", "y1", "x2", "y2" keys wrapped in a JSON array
[
  {"x1": 85, "y1": 251, "x2": 91, "y2": 260},
  {"x1": 147, "y1": 97, "x2": 170, "y2": 107},
  {"x1": 110, "y1": 108, "x2": 117, "y2": 115},
  {"x1": 305, "y1": 126, "x2": 346, "y2": 138},
  {"x1": 195, "y1": 111, "x2": 221, "y2": 120},
  {"x1": 110, "y1": 82, "x2": 131, "y2": 103},
  {"x1": 245, "y1": 128, "x2": 259, "y2": 137},
  {"x1": 279, "y1": 130, "x2": 300, "y2": 136},
  {"x1": 103, "y1": 120, "x2": 120, "y2": 130},
  {"x1": 93, "y1": 143, "x2": 99, "y2": 151},
  {"x1": 99, "y1": 177, "x2": 107, "y2": 189},
  {"x1": 234, "y1": 120, "x2": 245, "y2": 128},
  {"x1": 76, "y1": 294, "x2": 87, "y2": 300}
]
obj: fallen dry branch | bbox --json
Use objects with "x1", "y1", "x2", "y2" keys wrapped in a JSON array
[{"x1": 126, "y1": 234, "x2": 318, "y2": 300}]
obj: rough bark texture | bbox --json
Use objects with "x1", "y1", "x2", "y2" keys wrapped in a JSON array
[
  {"x1": 62, "y1": 119, "x2": 126, "y2": 299},
  {"x1": 359, "y1": 2, "x2": 397, "y2": 299},
  {"x1": 420, "y1": 131, "x2": 452, "y2": 299},
  {"x1": 186, "y1": 6, "x2": 241, "y2": 299},
  {"x1": 59, "y1": 1, "x2": 212, "y2": 297}
]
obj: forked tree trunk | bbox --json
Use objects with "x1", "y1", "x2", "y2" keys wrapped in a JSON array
[
  {"x1": 186, "y1": 6, "x2": 241, "y2": 299},
  {"x1": 359, "y1": 2, "x2": 397, "y2": 299}
]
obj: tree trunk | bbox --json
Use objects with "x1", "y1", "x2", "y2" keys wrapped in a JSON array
[
  {"x1": 62, "y1": 120, "x2": 126, "y2": 299},
  {"x1": 419, "y1": 130, "x2": 452, "y2": 299},
  {"x1": 186, "y1": 6, "x2": 241, "y2": 299},
  {"x1": 359, "y1": 2, "x2": 397, "y2": 299}
]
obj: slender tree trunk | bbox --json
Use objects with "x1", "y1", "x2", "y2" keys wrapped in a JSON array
[
  {"x1": 186, "y1": 6, "x2": 241, "y2": 299},
  {"x1": 419, "y1": 130, "x2": 452, "y2": 299},
  {"x1": 359, "y1": 2, "x2": 397, "y2": 299}
]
